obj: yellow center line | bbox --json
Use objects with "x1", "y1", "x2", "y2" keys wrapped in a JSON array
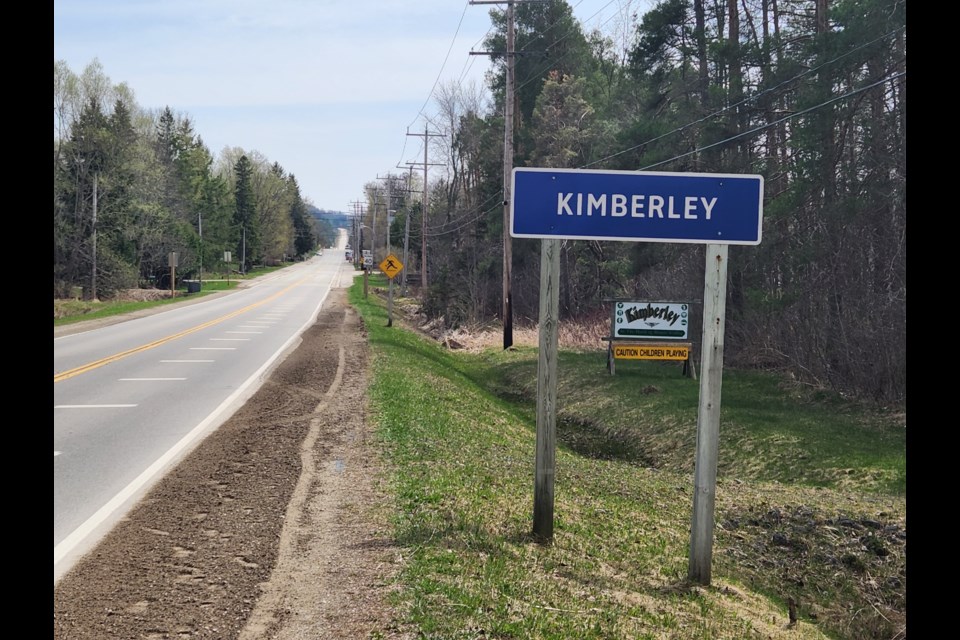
[{"x1": 54, "y1": 279, "x2": 305, "y2": 383}]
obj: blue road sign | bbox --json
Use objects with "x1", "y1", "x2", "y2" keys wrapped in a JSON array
[{"x1": 511, "y1": 168, "x2": 763, "y2": 245}]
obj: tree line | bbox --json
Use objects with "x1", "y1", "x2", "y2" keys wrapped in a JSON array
[
  {"x1": 355, "y1": 0, "x2": 905, "y2": 407},
  {"x1": 54, "y1": 59, "x2": 334, "y2": 298}
]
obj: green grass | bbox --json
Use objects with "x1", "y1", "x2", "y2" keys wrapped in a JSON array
[
  {"x1": 53, "y1": 285, "x2": 238, "y2": 326},
  {"x1": 352, "y1": 277, "x2": 906, "y2": 640},
  {"x1": 53, "y1": 263, "x2": 290, "y2": 326},
  {"x1": 491, "y1": 353, "x2": 905, "y2": 495}
]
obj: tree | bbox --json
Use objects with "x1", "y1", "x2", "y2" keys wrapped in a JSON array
[
  {"x1": 528, "y1": 72, "x2": 622, "y2": 317},
  {"x1": 253, "y1": 161, "x2": 295, "y2": 263},
  {"x1": 288, "y1": 175, "x2": 316, "y2": 257},
  {"x1": 233, "y1": 155, "x2": 258, "y2": 271}
]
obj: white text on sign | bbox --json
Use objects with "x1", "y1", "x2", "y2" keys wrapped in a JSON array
[{"x1": 557, "y1": 193, "x2": 718, "y2": 220}]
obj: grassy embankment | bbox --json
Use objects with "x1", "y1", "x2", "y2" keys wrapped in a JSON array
[{"x1": 351, "y1": 274, "x2": 906, "y2": 640}]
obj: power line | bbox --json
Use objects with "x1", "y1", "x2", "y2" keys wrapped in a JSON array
[
  {"x1": 515, "y1": 2, "x2": 619, "y2": 94},
  {"x1": 406, "y1": 1, "x2": 472, "y2": 131},
  {"x1": 581, "y1": 27, "x2": 905, "y2": 169},
  {"x1": 516, "y1": 0, "x2": 594, "y2": 53},
  {"x1": 493, "y1": 11, "x2": 901, "y2": 172},
  {"x1": 425, "y1": 191, "x2": 505, "y2": 236},
  {"x1": 635, "y1": 71, "x2": 906, "y2": 172},
  {"x1": 423, "y1": 48, "x2": 905, "y2": 234}
]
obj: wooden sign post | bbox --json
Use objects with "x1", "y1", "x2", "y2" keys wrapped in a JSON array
[
  {"x1": 533, "y1": 238, "x2": 560, "y2": 541},
  {"x1": 379, "y1": 254, "x2": 404, "y2": 328},
  {"x1": 168, "y1": 251, "x2": 178, "y2": 298},
  {"x1": 688, "y1": 244, "x2": 728, "y2": 584}
]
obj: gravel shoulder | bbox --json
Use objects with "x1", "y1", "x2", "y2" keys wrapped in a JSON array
[{"x1": 54, "y1": 284, "x2": 412, "y2": 639}]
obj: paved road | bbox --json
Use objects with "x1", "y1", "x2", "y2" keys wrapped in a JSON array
[{"x1": 54, "y1": 245, "x2": 350, "y2": 583}]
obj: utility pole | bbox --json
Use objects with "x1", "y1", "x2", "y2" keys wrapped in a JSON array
[
  {"x1": 349, "y1": 201, "x2": 365, "y2": 269},
  {"x1": 471, "y1": 0, "x2": 535, "y2": 350},
  {"x1": 90, "y1": 172, "x2": 99, "y2": 301},
  {"x1": 378, "y1": 175, "x2": 397, "y2": 328},
  {"x1": 371, "y1": 188, "x2": 380, "y2": 265},
  {"x1": 420, "y1": 128, "x2": 428, "y2": 290},
  {"x1": 377, "y1": 174, "x2": 397, "y2": 260},
  {"x1": 198, "y1": 209, "x2": 203, "y2": 290},
  {"x1": 396, "y1": 164, "x2": 421, "y2": 296},
  {"x1": 502, "y1": 0, "x2": 515, "y2": 350},
  {"x1": 405, "y1": 126, "x2": 445, "y2": 292},
  {"x1": 357, "y1": 205, "x2": 363, "y2": 265}
]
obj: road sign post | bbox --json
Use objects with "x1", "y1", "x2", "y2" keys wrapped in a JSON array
[
  {"x1": 168, "y1": 251, "x2": 179, "y2": 298},
  {"x1": 533, "y1": 238, "x2": 560, "y2": 541},
  {"x1": 379, "y1": 254, "x2": 404, "y2": 327},
  {"x1": 511, "y1": 167, "x2": 762, "y2": 584}
]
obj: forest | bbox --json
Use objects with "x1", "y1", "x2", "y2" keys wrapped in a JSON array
[
  {"x1": 53, "y1": 71, "x2": 336, "y2": 296},
  {"x1": 54, "y1": 0, "x2": 905, "y2": 407}
]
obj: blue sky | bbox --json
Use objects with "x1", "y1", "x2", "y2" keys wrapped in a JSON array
[{"x1": 54, "y1": 1, "x2": 641, "y2": 212}]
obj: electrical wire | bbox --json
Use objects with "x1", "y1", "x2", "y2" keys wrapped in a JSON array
[
  {"x1": 581, "y1": 26, "x2": 906, "y2": 169},
  {"x1": 424, "y1": 72, "x2": 904, "y2": 237},
  {"x1": 397, "y1": 0, "x2": 472, "y2": 169},
  {"x1": 425, "y1": 192, "x2": 505, "y2": 237},
  {"x1": 633, "y1": 70, "x2": 906, "y2": 172},
  {"x1": 406, "y1": 1, "x2": 471, "y2": 131}
]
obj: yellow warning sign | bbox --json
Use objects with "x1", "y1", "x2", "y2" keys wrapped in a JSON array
[
  {"x1": 379, "y1": 253, "x2": 403, "y2": 279},
  {"x1": 613, "y1": 344, "x2": 689, "y2": 361}
]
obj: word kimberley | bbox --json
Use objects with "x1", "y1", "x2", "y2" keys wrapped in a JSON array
[
  {"x1": 624, "y1": 303, "x2": 682, "y2": 326},
  {"x1": 557, "y1": 193, "x2": 719, "y2": 219}
]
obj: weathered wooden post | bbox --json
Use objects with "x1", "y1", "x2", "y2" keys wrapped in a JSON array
[
  {"x1": 533, "y1": 238, "x2": 561, "y2": 541},
  {"x1": 168, "y1": 251, "x2": 178, "y2": 298},
  {"x1": 688, "y1": 243, "x2": 728, "y2": 584}
]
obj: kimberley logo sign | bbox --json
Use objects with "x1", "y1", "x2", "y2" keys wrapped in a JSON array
[{"x1": 613, "y1": 301, "x2": 689, "y2": 340}]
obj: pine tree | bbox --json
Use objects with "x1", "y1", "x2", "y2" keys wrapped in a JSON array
[{"x1": 233, "y1": 155, "x2": 258, "y2": 271}]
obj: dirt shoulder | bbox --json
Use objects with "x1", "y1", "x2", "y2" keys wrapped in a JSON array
[{"x1": 54, "y1": 285, "x2": 412, "y2": 639}]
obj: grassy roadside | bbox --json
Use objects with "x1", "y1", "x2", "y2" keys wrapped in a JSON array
[
  {"x1": 351, "y1": 275, "x2": 906, "y2": 640},
  {"x1": 53, "y1": 265, "x2": 286, "y2": 326}
]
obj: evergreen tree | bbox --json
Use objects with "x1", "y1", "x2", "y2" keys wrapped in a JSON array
[
  {"x1": 288, "y1": 175, "x2": 315, "y2": 257},
  {"x1": 233, "y1": 155, "x2": 258, "y2": 271}
]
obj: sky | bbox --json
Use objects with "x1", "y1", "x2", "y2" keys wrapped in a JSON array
[{"x1": 54, "y1": 1, "x2": 641, "y2": 213}]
